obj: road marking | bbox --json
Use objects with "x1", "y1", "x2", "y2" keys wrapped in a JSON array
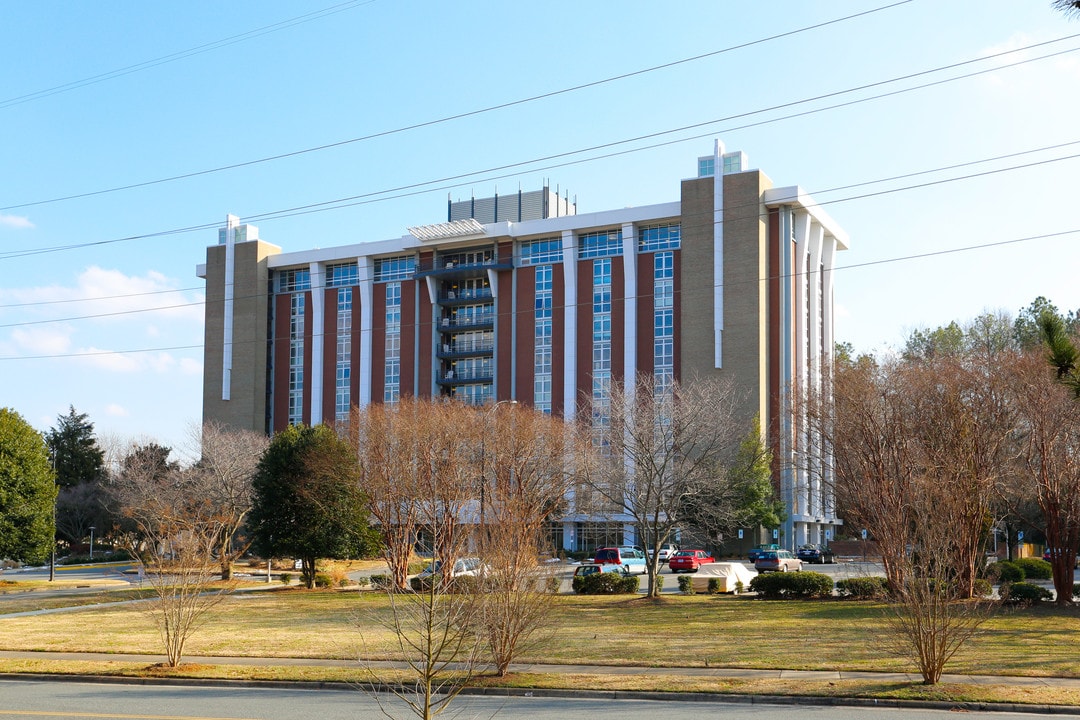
[{"x1": 0, "y1": 712, "x2": 259, "y2": 720}]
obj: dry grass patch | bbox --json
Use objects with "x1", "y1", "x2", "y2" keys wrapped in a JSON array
[{"x1": 3, "y1": 588, "x2": 1080, "y2": 679}]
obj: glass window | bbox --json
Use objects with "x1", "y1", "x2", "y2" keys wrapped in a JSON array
[
  {"x1": 638, "y1": 224, "x2": 681, "y2": 253},
  {"x1": 374, "y1": 255, "x2": 416, "y2": 282},
  {"x1": 521, "y1": 237, "x2": 563, "y2": 266},
  {"x1": 697, "y1": 157, "x2": 715, "y2": 178},
  {"x1": 326, "y1": 263, "x2": 358, "y2": 288},
  {"x1": 276, "y1": 268, "x2": 311, "y2": 293},
  {"x1": 578, "y1": 230, "x2": 623, "y2": 260}
]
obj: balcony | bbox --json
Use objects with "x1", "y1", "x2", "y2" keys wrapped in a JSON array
[
  {"x1": 435, "y1": 369, "x2": 494, "y2": 386},
  {"x1": 438, "y1": 288, "x2": 494, "y2": 306},
  {"x1": 437, "y1": 341, "x2": 495, "y2": 360},
  {"x1": 415, "y1": 260, "x2": 512, "y2": 281},
  {"x1": 438, "y1": 313, "x2": 495, "y2": 332}
]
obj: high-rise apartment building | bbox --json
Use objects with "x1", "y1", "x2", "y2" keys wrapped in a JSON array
[{"x1": 198, "y1": 141, "x2": 849, "y2": 551}]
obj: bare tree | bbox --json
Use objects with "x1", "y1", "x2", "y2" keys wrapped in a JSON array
[
  {"x1": 352, "y1": 399, "x2": 427, "y2": 591},
  {"x1": 476, "y1": 402, "x2": 584, "y2": 675},
  {"x1": 805, "y1": 354, "x2": 1008, "y2": 683},
  {"x1": 110, "y1": 441, "x2": 233, "y2": 667},
  {"x1": 358, "y1": 423, "x2": 487, "y2": 720},
  {"x1": 1011, "y1": 352, "x2": 1080, "y2": 605},
  {"x1": 582, "y1": 374, "x2": 743, "y2": 598},
  {"x1": 185, "y1": 420, "x2": 268, "y2": 580}
]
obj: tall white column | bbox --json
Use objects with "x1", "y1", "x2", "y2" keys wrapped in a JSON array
[
  {"x1": 621, "y1": 222, "x2": 637, "y2": 398},
  {"x1": 561, "y1": 230, "x2": 577, "y2": 420},
  {"x1": 713, "y1": 139, "x2": 726, "y2": 368},
  {"x1": 358, "y1": 257, "x2": 374, "y2": 407},
  {"x1": 221, "y1": 214, "x2": 238, "y2": 401},
  {"x1": 822, "y1": 236, "x2": 837, "y2": 367},
  {"x1": 309, "y1": 262, "x2": 324, "y2": 424}
]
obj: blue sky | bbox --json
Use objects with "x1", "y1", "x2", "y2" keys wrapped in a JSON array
[{"x1": 2, "y1": 1, "x2": 1079, "y2": 452}]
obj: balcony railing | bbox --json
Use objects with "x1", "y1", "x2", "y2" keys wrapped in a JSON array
[
  {"x1": 436, "y1": 369, "x2": 493, "y2": 385},
  {"x1": 438, "y1": 313, "x2": 495, "y2": 330},
  {"x1": 438, "y1": 288, "x2": 493, "y2": 305},
  {"x1": 437, "y1": 341, "x2": 495, "y2": 359}
]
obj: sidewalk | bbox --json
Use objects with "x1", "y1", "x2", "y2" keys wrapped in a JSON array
[{"x1": 2, "y1": 649, "x2": 1080, "y2": 690}]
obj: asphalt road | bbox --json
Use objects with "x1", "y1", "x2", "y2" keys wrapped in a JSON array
[{"x1": 0, "y1": 678, "x2": 1066, "y2": 719}]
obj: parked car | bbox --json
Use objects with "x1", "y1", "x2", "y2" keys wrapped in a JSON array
[
  {"x1": 418, "y1": 557, "x2": 486, "y2": 578},
  {"x1": 1042, "y1": 548, "x2": 1080, "y2": 567},
  {"x1": 668, "y1": 549, "x2": 716, "y2": 573},
  {"x1": 648, "y1": 543, "x2": 679, "y2": 563},
  {"x1": 573, "y1": 563, "x2": 623, "y2": 578},
  {"x1": 593, "y1": 546, "x2": 648, "y2": 574},
  {"x1": 755, "y1": 549, "x2": 802, "y2": 573},
  {"x1": 796, "y1": 544, "x2": 835, "y2": 564},
  {"x1": 747, "y1": 543, "x2": 780, "y2": 562}
]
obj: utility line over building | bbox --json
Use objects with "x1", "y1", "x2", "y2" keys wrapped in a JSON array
[{"x1": 197, "y1": 140, "x2": 849, "y2": 551}]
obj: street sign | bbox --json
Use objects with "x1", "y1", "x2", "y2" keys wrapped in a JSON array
[
  {"x1": 738, "y1": 529, "x2": 744, "y2": 539},
  {"x1": 825, "y1": 530, "x2": 832, "y2": 540},
  {"x1": 772, "y1": 528, "x2": 779, "y2": 539},
  {"x1": 861, "y1": 529, "x2": 868, "y2": 540},
  {"x1": 1017, "y1": 531, "x2": 1024, "y2": 541}
]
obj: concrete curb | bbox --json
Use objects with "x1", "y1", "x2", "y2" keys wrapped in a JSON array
[{"x1": 4, "y1": 671, "x2": 1080, "y2": 716}]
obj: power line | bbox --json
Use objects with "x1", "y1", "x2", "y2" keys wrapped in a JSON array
[
  {"x1": 0, "y1": 1, "x2": 376, "y2": 111},
  {"x1": 3, "y1": 224, "x2": 1077, "y2": 362},
  {"x1": 0, "y1": 285, "x2": 203, "y2": 310},
  {"x1": 0, "y1": 1, "x2": 914, "y2": 212},
  {"x1": 4, "y1": 136, "x2": 1080, "y2": 327},
  {"x1": 4, "y1": 35, "x2": 1076, "y2": 263}
]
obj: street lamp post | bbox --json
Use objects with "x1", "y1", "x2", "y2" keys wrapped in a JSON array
[
  {"x1": 89, "y1": 526, "x2": 95, "y2": 561},
  {"x1": 481, "y1": 399, "x2": 518, "y2": 528}
]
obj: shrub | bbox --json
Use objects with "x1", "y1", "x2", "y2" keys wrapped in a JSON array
[
  {"x1": 749, "y1": 572, "x2": 789, "y2": 599},
  {"x1": 279, "y1": 573, "x2": 292, "y2": 586},
  {"x1": 1015, "y1": 557, "x2": 1052, "y2": 580},
  {"x1": 707, "y1": 578, "x2": 722, "y2": 594},
  {"x1": 369, "y1": 574, "x2": 391, "y2": 590},
  {"x1": 789, "y1": 571, "x2": 834, "y2": 598},
  {"x1": 971, "y1": 577, "x2": 993, "y2": 598},
  {"x1": 678, "y1": 576, "x2": 695, "y2": 594},
  {"x1": 1073, "y1": 583, "x2": 1080, "y2": 600},
  {"x1": 989, "y1": 561, "x2": 1025, "y2": 583},
  {"x1": 1000, "y1": 581, "x2": 1053, "y2": 604},
  {"x1": 314, "y1": 573, "x2": 333, "y2": 588},
  {"x1": 653, "y1": 575, "x2": 664, "y2": 591},
  {"x1": 734, "y1": 580, "x2": 745, "y2": 595},
  {"x1": 836, "y1": 576, "x2": 889, "y2": 599},
  {"x1": 574, "y1": 571, "x2": 638, "y2": 595}
]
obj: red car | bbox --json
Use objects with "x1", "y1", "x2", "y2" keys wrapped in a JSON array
[{"x1": 668, "y1": 549, "x2": 715, "y2": 573}]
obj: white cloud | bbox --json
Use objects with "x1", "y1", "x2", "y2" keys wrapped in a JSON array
[
  {"x1": 104, "y1": 403, "x2": 129, "y2": 417},
  {"x1": 0, "y1": 213, "x2": 34, "y2": 229},
  {"x1": 9, "y1": 326, "x2": 73, "y2": 355},
  {"x1": 179, "y1": 357, "x2": 203, "y2": 376},
  {"x1": 0, "y1": 266, "x2": 203, "y2": 323},
  {"x1": 77, "y1": 348, "x2": 140, "y2": 373}
]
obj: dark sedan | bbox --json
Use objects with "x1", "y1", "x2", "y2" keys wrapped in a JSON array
[{"x1": 796, "y1": 544, "x2": 835, "y2": 564}]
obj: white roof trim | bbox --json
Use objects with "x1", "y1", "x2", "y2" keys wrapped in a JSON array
[
  {"x1": 407, "y1": 218, "x2": 486, "y2": 242},
  {"x1": 763, "y1": 186, "x2": 849, "y2": 250}
]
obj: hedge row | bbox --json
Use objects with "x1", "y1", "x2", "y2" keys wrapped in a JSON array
[
  {"x1": 572, "y1": 572, "x2": 640, "y2": 595},
  {"x1": 749, "y1": 571, "x2": 833, "y2": 599}
]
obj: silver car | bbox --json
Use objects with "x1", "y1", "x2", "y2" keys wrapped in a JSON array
[{"x1": 754, "y1": 549, "x2": 802, "y2": 573}]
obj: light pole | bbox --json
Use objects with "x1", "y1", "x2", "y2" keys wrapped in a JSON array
[
  {"x1": 89, "y1": 526, "x2": 95, "y2": 561},
  {"x1": 480, "y1": 399, "x2": 518, "y2": 528}
]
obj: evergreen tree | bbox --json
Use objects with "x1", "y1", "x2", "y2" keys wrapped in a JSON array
[
  {"x1": 0, "y1": 408, "x2": 58, "y2": 564},
  {"x1": 248, "y1": 424, "x2": 376, "y2": 588},
  {"x1": 46, "y1": 406, "x2": 105, "y2": 488}
]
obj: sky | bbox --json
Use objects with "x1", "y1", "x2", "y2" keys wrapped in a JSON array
[{"x1": 2, "y1": 1, "x2": 1079, "y2": 453}]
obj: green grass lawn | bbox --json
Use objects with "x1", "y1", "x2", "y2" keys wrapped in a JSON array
[{"x1": 2, "y1": 586, "x2": 1080, "y2": 704}]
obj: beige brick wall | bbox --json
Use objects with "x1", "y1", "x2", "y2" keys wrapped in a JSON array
[
  {"x1": 202, "y1": 240, "x2": 278, "y2": 434},
  {"x1": 679, "y1": 171, "x2": 772, "y2": 429}
]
